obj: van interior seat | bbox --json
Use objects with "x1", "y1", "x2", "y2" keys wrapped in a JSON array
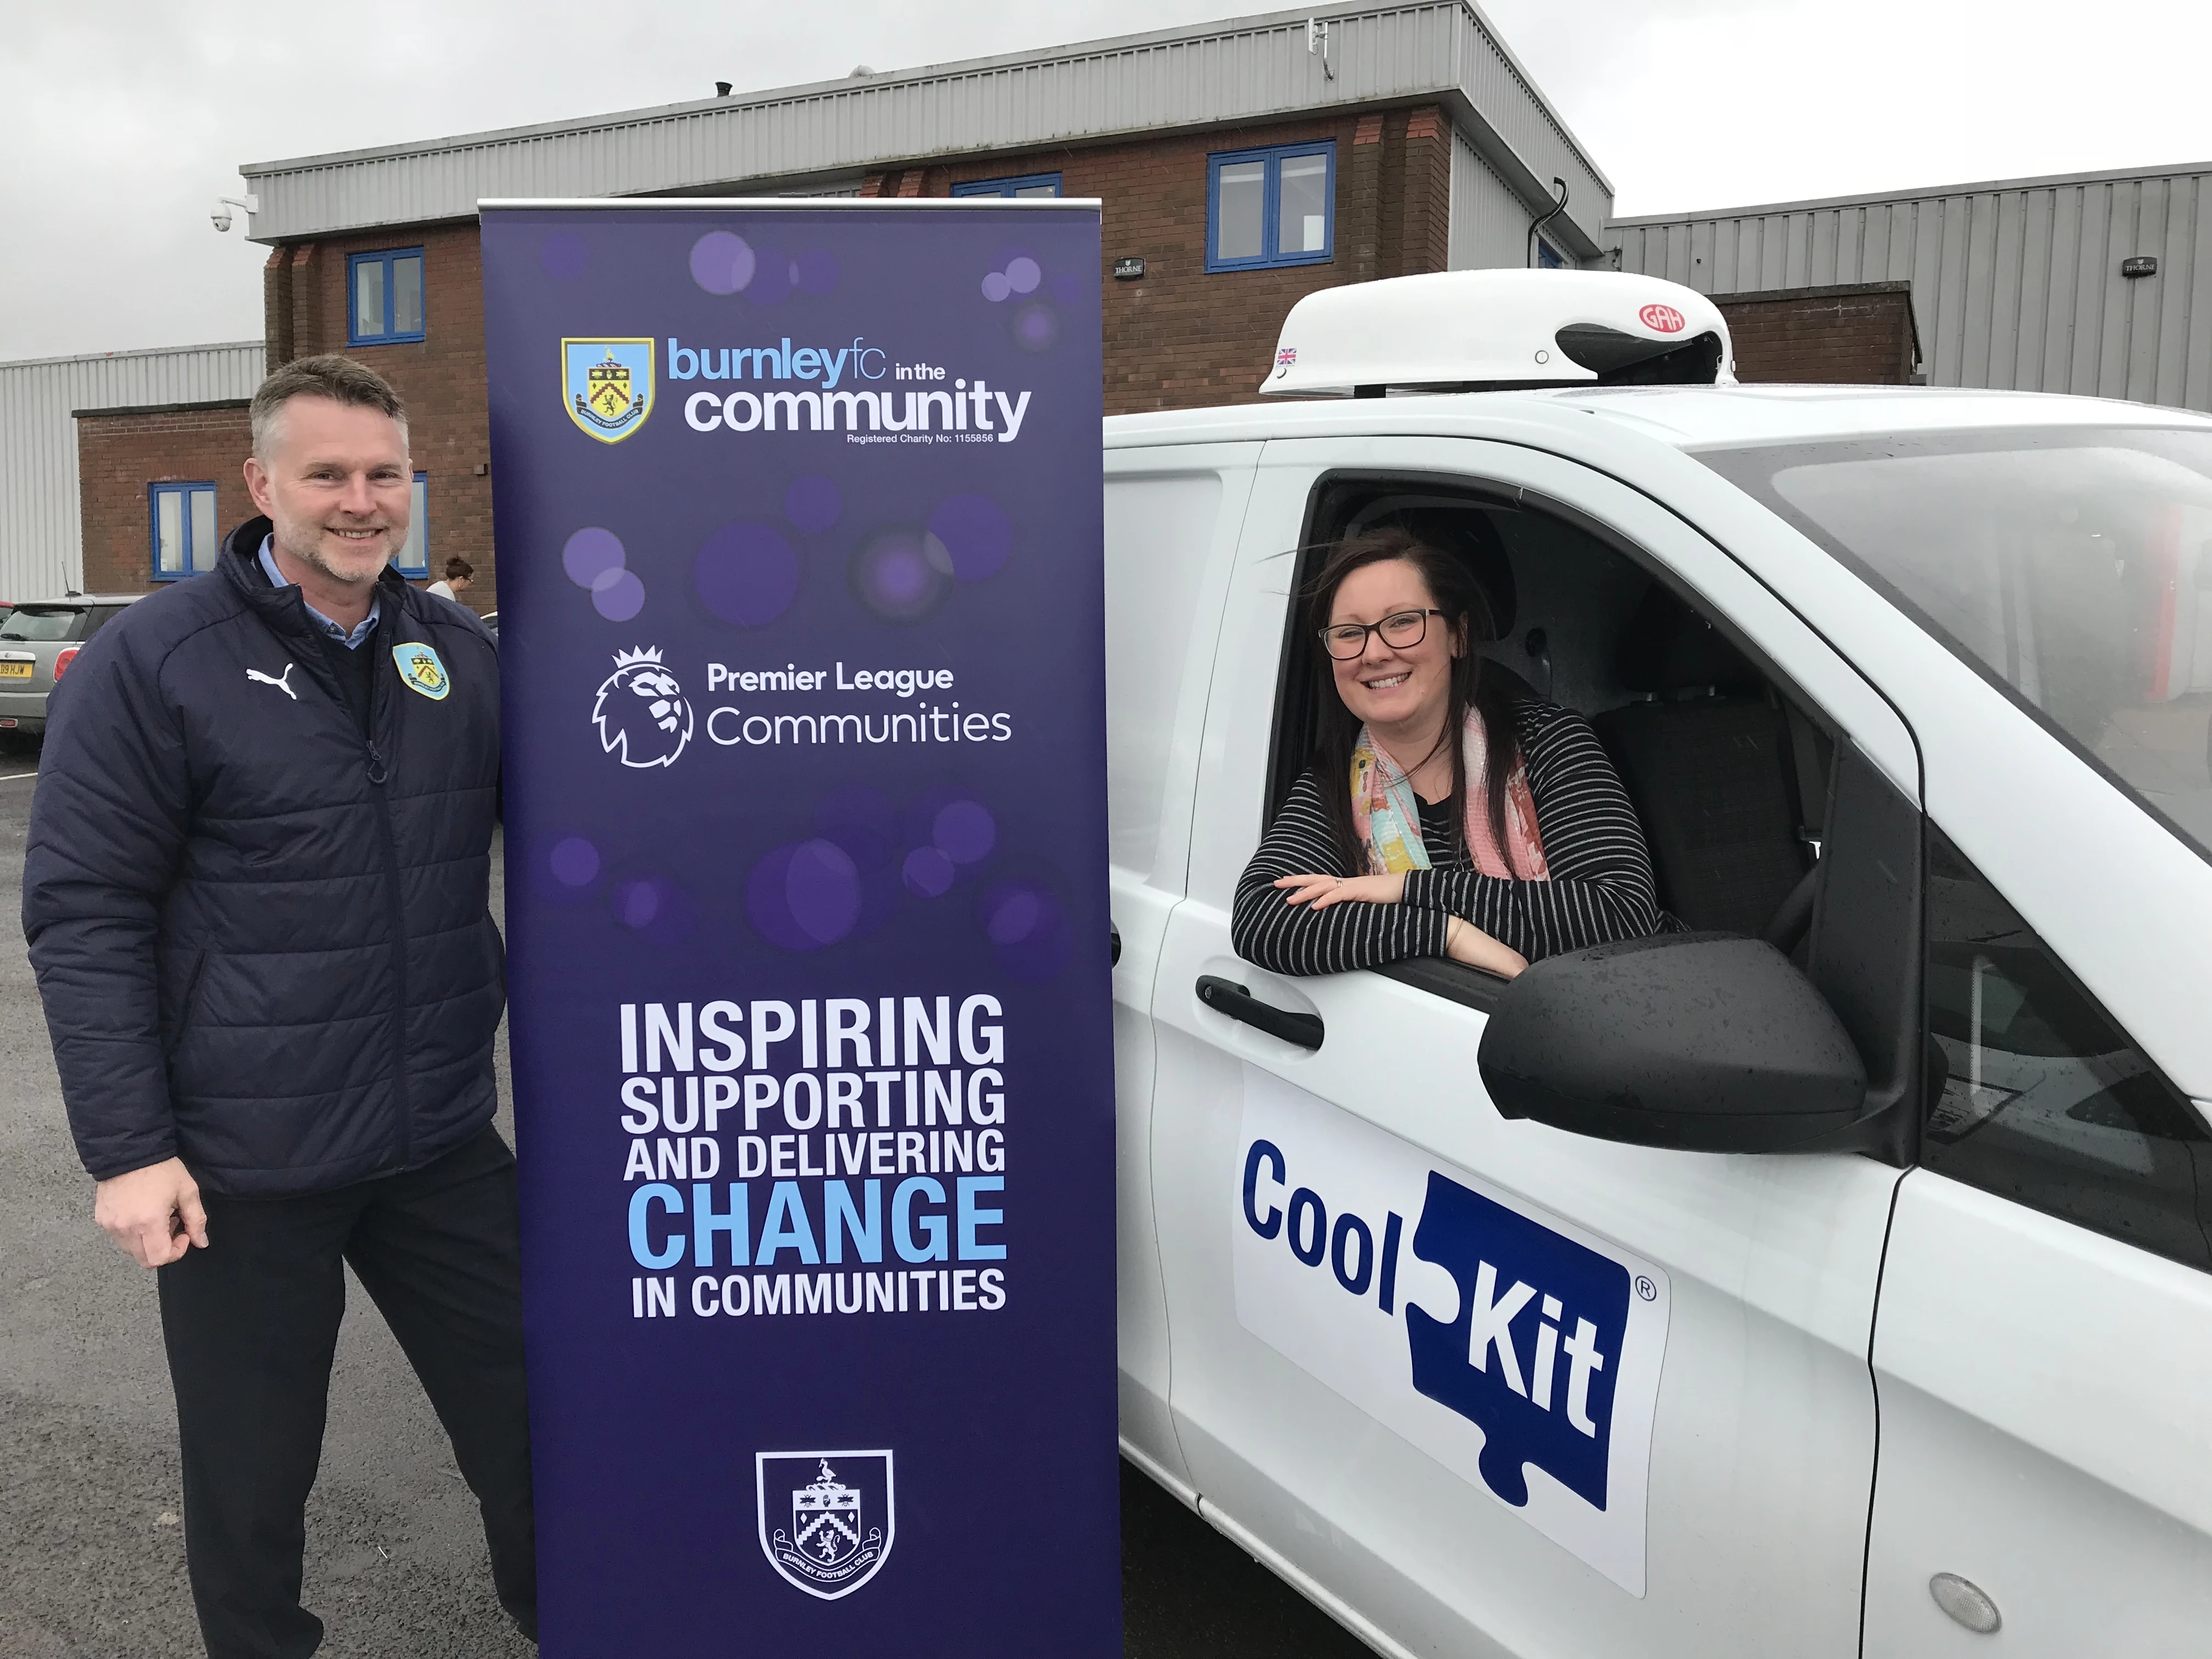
[{"x1": 1590, "y1": 586, "x2": 1815, "y2": 938}]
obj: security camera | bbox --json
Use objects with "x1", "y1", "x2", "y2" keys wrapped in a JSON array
[{"x1": 210, "y1": 194, "x2": 259, "y2": 234}]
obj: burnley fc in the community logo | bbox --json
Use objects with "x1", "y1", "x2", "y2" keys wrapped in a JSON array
[
  {"x1": 591, "y1": 647, "x2": 692, "y2": 768},
  {"x1": 562, "y1": 337, "x2": 653, "y2": 443},
  {"x1": 756, "y1": 1451, "x2": 895, "y2": 1600}
]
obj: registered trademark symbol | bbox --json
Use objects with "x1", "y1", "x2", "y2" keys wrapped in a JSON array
[{"x1": 1635, "y1": 1276, "x2": 1657, "y2": 1302}]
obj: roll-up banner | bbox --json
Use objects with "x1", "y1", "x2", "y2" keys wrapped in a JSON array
[{"x1": 481, "y1": 200, "x2": 1115, "y2": 1655}]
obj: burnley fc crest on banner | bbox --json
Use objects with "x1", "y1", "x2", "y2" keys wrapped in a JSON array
[
  {"x1": 756, "y1": 1451, "x2": 895, "y2": 1600},
  {"x1": 561, "y1": 338, "x2": 653, "y2": 443}
]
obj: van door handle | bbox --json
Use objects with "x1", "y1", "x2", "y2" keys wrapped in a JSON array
[
  {"x1": 1110, "y1": 922, "x2": 1121, "y2": 966},
  {"x1": 1196, "y1": 975, "x2": 1324, "y2": 1051}
]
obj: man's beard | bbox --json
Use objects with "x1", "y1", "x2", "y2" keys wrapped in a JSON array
[{"x1": 275, "y1": 518, "x2": 393, "y2": 585}]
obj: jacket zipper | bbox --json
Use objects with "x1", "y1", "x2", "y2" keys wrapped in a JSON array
[{"x1": 367, "y1": 669, "x2": 414, "y2": 1172}]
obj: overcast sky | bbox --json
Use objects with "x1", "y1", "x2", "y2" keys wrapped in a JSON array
[{"x1": 7, "y1": 0, "x2": 2209, "y2": 363}]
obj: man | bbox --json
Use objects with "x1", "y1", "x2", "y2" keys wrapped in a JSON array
[
  {"x1": 23, "y1": 356, "x2": 533, "y2": 1656},
  {"x1": 427, "y1": 555, "x2": 474, "y2": 603}
]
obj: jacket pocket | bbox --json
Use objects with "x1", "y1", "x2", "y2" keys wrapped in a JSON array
[{"x1": 163, "y1": 949, "x2": 210, "y2": 1059}]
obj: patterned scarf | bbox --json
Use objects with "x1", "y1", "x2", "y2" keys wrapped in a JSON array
[{"x1": 1350, "y1": 707, "x2": 1550, "y2": 880}]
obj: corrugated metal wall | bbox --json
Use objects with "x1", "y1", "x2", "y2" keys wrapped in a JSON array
[
  {"x1": 1449, "y1": 131, "x2": 1537, "y2": 271},
  {"x1": 0, "y1": 343, "x2": 262, "y2": 597},
  {"x1": 245, "y1": 0, "x2": 1613, "y2": 256},
  {"x1": 1614, "y1": 165, "x2": 2212, "y2": 411}
]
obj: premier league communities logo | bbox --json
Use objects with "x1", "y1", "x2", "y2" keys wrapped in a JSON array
[
  {"x1": 756, "y1": 1451, "x2": 896, "y2": 1599},
  {"x1": 592, "y1": 647, "x2": 693, "y2": 768},
  {"x1": 562, "y1": 338, "x2": 654, "y2": 443}
]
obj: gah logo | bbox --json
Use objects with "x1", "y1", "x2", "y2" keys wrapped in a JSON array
[
  {"x1": 1637, "y1": 302, "x2": 1686, "y2": 334},
  {"x1": 756, "y1": 1451, "x2": 895, "y2": 1600},
  {"x1": 592, "y1": 647, "x2": 693, "y2": 768}
]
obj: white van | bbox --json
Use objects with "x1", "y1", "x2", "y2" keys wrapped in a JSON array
[{"x1": 1105, "y1": 270, "x2": 2212, "y2": 1657}]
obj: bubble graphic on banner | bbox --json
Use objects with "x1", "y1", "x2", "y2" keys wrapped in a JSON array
[
  {"x1": 746, "y1": 251, "x2": 794, "y2": 306},
  {"x1": 981, "y1": 271, "x2": 1012, "y2": 303},
  {"x1": 926, "y1": 494, "x2": 1012, "y2": 581},
  {"x1": 591, "y1": 569, "x2": 646, "y2": 622},
  {"x1": 902, "y1": 846, "x2": 956, "y2": 898},
  {"x1": 794, "y1": 250, "x2": 840, "y2": 294},
  {"x1": 748, "y1": 839, "x2": 862, "y2": 949},
  {"x1": 815, "y1": 784, "x2": 896, "y2": 869},
  {"x1": 978, "y1": 874, "x2": 1074, "y2": 979},
  {"x1": 540, "y1": 233, "x2": 589, "y2": 280},
  {"x1": 562, "y1": 527, "x2": 625, "y2": 589},
  {"x1": 850, "y1": 527, "x2": 950, "y2": 622},
  {"x1": 615, "y1": 879, "x2": 660, "y2": 928},
  {"x1": 696, "y1": 522, "x2": 800, "y2": 627},
  {"x1": 1005, "y1": 256, "x2": 1041, "y2": 295},
  {"x1": 1013, "y1": 302, "x2": 1060, "y2": 352},
  {"x1": 932, "y1": 799, "x2": 996, "y2": 865},
  {"x1": 690, "y1": 232, "x2": 756, "y2": 295},
  {"x1": 611, "y1": 876, "x2": 693, "y2": 945},
  {"x1": 549, "y1": 836, "x2": 600, "y2": 887},
  {"x1": 783, "y1": 475, "x2": 841, "y2": 534}
]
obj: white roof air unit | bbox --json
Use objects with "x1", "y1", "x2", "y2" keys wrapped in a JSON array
[{"x1": 1262, "y1": 269, "x2": 1736, "y2": 397}]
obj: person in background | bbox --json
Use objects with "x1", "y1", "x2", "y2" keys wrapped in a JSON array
[
  {"x1": 22, "y1": 355, "x2": 532, "y2": 1656},
  {"x1": 1234, "y1": 524, "x2": 1671, "y2": 979},
  {"x1": 427, "y1": 555, "x2": 474, "y2": 602}
]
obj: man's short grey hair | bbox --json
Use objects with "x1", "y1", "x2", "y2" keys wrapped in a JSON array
[{"x1": 250, "y1": 355, "x2": 409, "y2": 459}]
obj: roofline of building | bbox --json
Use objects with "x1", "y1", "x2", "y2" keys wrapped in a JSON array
[
  {"x1": 1609, "y1": 157, "x2": 2212, "y2": 228},
  {"x1": 236, "y1": 1, "x2": 1613, "y2": 252},
  {"x1": 0, "y1": 341, "x2": 261, "y2": 375},
  {"x1": 72, "y1": 397, "x2": 253, "y2": 420},
  {"x1": 242, "y1": 1, "x2": 1610, "y2": 194}
]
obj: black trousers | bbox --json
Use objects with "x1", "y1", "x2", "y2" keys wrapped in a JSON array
[{"x1": 157, "y1": 1126, "x2": 537, "y2": 1657}]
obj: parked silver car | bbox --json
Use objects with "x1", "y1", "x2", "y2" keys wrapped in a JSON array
[{"x1": 0, "y1": 595, "x2": 143, "y2": 737}]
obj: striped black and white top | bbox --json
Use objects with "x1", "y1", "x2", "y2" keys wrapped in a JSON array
[{"x1": 1233, "y1": 699, "x2": 1671, "y2": 975}]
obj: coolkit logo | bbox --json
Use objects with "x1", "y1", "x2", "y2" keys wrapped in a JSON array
[
  {"x1": 1233, "y1": 1067, "x2": 1669, "y2": 1594},
  {"x1": 563, "y1": 338, "x2": 654, "y2": 442},
  {"x1": 592, "y1": 647, "x2": 692, "y2": 768},
  {"x1": 756, "y1": 1451, "x2": 895, "y2": 1599}
]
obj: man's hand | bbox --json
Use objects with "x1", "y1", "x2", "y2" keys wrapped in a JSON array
[{"x1": 93, "y1": 1158, "x2": 208, "y2": 1268}]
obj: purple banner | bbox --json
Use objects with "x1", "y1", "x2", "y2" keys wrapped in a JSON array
[{"x1": 482, "y1": 202, "x2": 1114, "y2": 1655}]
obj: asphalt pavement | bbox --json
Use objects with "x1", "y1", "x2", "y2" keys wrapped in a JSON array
[{"x1": 0, "y1": 743, "x2": 1370, "y2": 1658}]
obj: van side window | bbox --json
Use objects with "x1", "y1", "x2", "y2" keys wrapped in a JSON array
[{"x1": 1925, "y1": 829, "x2": 2212, "y2": 1272}]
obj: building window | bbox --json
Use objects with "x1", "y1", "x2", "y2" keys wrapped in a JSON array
[
  {"x1": 349, "y1": 249, "x2": 426, "y2": 345},
  {"x1": 150, "y1": 483, "x2": 219, "y2": 580},
  {"x1": 1207, "y1": 143, "x2": 1334, "y2": 272},
  {"x1": 951, "y1": 173, "x2": 1064, "y2": 199},
  {"x1": 395, "y1": 473, "x2": 430, "y2": 578},
  {"x1": 1534, "y1": 237, "x2": 1569, "y2": 269}
]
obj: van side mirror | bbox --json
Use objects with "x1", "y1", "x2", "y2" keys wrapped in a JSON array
[{"x1": 1476, "y1": 934, "x2": 1869, "y2": 1153}]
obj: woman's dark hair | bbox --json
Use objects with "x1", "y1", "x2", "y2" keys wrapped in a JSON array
[
  {"x1": 444, "y1": 556, "x2": 475, "y2": 582},
  {"x1": 1302, "y1": 523, "x2": 1520, "y2": 869}
]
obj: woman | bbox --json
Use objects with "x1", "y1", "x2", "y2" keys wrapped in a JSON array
[
  {"x1": 426, "y1": 556, "x2": 474, "y2": 602},
  {"x1": 1233, "y1": 525, "x2": 1668, "y2": 980}
]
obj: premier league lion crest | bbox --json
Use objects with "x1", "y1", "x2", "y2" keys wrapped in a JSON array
[
  {"x1": 591, "y1": 647, "x2": 692, "y2": 768},
  {"x1": 756, "y1": 1451, "x2": 895, "y2": 1600},
  {"x1": 562, "y1": 338, "x2": 654, "y2": 443}
]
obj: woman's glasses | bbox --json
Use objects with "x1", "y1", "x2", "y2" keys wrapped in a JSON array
[{"x1": 1318, "y1": 608, "x2": 1444, "y2": 660}]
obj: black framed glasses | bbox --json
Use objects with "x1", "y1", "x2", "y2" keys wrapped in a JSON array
[{"x1": 1318, "y1": 608, "x2": 1443, "y2": 659}]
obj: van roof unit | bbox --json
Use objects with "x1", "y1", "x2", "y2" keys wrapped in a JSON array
[{"x1": 1262, "y1": 269, "x2": 1735, "y2": 399}]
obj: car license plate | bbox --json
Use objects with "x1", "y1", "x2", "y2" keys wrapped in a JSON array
[{"x1": 0, "y1": 663, "x2": 30, "y2": 679}]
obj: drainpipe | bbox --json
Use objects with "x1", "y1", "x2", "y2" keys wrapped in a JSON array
[{"x1": 1527, "y1": 178, "x2": 1570, "y2": 268}]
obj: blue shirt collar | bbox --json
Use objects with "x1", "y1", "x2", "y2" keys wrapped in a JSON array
[{"x1": 258, "y1": 536, "x2": 380, "y2": 650}]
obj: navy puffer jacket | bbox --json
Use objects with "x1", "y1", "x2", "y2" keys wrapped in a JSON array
[{"x1": 24, "y1": 519, "x2": 503, "y2": 1198}]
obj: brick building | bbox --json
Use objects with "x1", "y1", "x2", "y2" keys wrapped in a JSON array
[{"x1": 74, "y1": 1, "x2": 1613, "y2": 611}]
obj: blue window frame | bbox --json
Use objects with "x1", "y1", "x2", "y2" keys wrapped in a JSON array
[
  {"x1": 348, "y1": 248, "x2": 426, "y2": 345},
  {"x1": 951, "y1": 173, "x2": 1064, "y2": 199},
  {"x1": 1206, "y1": 143, "x2": 1335, "y2": 272},
  {"x1": 150, "y1": 483, "x2": 219, "y2": 580},
  {"x1": 394, "y1": 473, "x2": 430, "y2": 578}
]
